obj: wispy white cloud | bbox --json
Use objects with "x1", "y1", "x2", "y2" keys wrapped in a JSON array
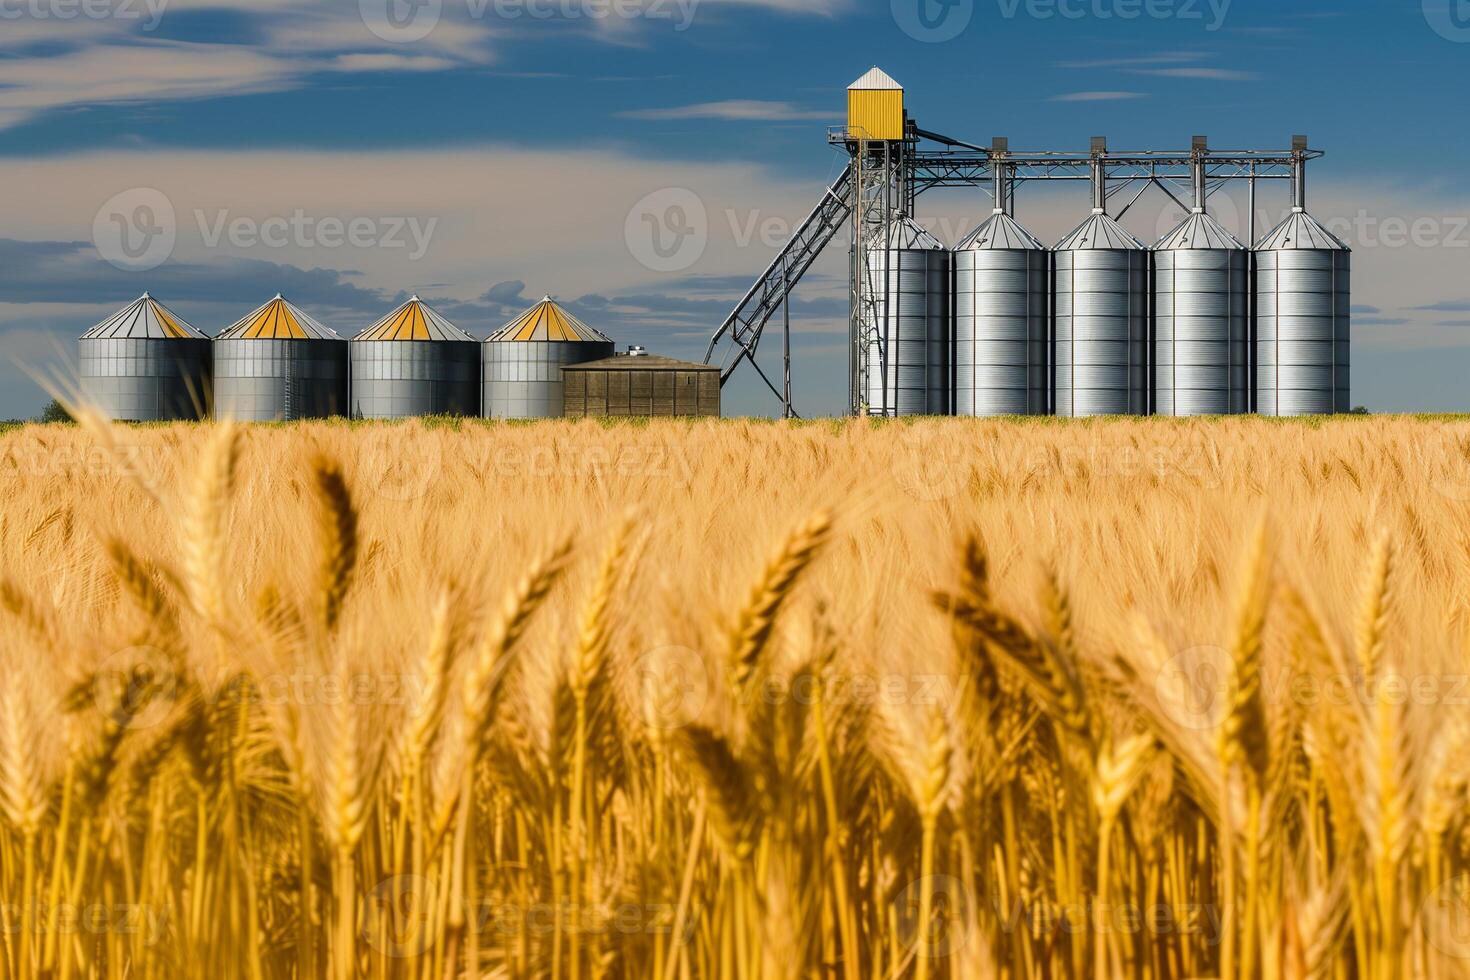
[
  {"x1": 0, "y1": 0, "x2": 848, "y2": 129},
  {"x1": 1128, "y1": 67, "x2": 1259, "y2": 81},
  {"x1": 0, "y1": 40, "x2": 302, "y2": 130},
  {"x1": 1057, "y1": 51, "x2": 1202, "y2": 69},
  {"x1": 1049, "y1": 91, "x2": 1148, "y2": 102},
  {"x1": 618, "y1": 99, "x2": 833, "y2": 121}
]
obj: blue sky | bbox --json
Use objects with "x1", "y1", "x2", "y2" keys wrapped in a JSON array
[{"x1": 0, "y1": 0, "x2": 1467, "y2": 418}]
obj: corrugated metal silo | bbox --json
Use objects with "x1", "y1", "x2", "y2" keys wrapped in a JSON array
[
  {"x1": 861, "y1": 215, "x2": 951, "y2": 417},
  {"x1": 483, "y1": 297, "x2": 615, "y2": 419},
  {"x1": 213, "y1": 295, "x2": 348, "y2": 421},
  {"x1": 78, "y1": 294, "x2": 211, "y2": 421},
  {"x1": 1255, "y1": 208, "x2": 1350, "y2": 416},
  {"x1": 954, "y1": 210, "x2": 1049, "y2": 416},
  {"x1": 350, "y1": 296, "x2": 480, "y2": 419},
  {"x1": 1152, "y1": 213, "x2": 1249, "y2": 416},
  {"x1": 1053, "y1": 186, "x2": 1149, "y2": 417}
]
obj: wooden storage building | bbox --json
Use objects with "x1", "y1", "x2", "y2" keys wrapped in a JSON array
[{"x1": 561, "y1": 350, "x2": 720, "y2": 418}]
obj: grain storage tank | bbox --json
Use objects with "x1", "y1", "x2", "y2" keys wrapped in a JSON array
[
  {"x1": 482, "y1": 296, "x2": 615, "y2": 419},
  {"x1": 1255, "y1": 143, "x2": 1350, "y2": 416},
  {"x1": 861, "y1": 214, "x2": 951, "y2": 417},
  {"x1": 847, "y1": 67, "x2": 905, "y2": 141},
  {"x1": 78, "y1": 293, "x2": 211, "y2": 421},
  {"x1": 213, "y1": 295, "x2": 348, "y2": 421},
  {"x1": 1152, "y1": 149, "x2": 1249, "y2": 416},
  {"x1": 1053, "y1": 156, "x2": 1148, "y2": 417},
  {"x1": 562, "y1": 347, "x2": 719, "y2": 418},
  {"x1": 350, "y1": 296, "x2": 479, "y2": 419},
  {"x1": 954, "y1": 179, "x2": 1049, "y2": 416}
]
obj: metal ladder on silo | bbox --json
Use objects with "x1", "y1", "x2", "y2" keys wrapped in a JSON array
[{"x1": 702, "y1": 163, "x2": 854, "y2": 408}]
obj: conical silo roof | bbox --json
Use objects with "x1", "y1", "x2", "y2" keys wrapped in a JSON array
[
  {"x1": 80, "y1": 293, "x2": 208, "y2": 340},
  {"x1": 880, "y1": 214, "x2": 947, "y2": 250},
  {"x1": 957, "y1": 212, "x2": 1047, "y2": 251},
  {"x1": 216, "y1": 295, "x2": 343, "y2": 341},
  {"x1": 1155, "y1": 211, "x2": 1245, "y2": 250},
  {"x1": 1254, "y1": 210, "x2": 1350, "y2": 251},
  {"x1": 849, "y1": 67, "x2": 902, "y2": 91},
  {"x1": 487, "y1": 297, "x2": 612, "y2": 343},
  {"x1": 1055, "y1": 212, "x2": 1147, "y2": 251},
  {"x1": 354, "y1": 296, "x2": 475, "y2": 342}
]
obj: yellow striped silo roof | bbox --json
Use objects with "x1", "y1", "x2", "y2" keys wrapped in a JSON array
[
  {"x1": 80, "y1": 293, "x2": 208, "y2": 340},
  {"x1": 215, "y1": 295, "x2": 342, "y2": 341},
  {"x1": 354, "y1": 296, "x2": 475, "y2": 342},
  {"x1": 487, "y1": 297, "x2": 611, "y2": 343}
]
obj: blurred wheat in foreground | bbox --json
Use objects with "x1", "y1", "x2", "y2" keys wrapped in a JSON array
[{"x1": 5, "y1": 415, "x2": 1470, "y2": 979}]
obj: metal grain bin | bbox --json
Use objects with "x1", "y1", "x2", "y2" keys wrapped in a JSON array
[
  {"x1": 213, "y1": 295, "x2": 348, "y2": 421},
  {"x1": 1255, "y1": 211, "x2": 1351, "y2": 416},
  {"x1": 860, "y1": 215, "x2": 951, "y2": 417},
  {"x1": 78, "y1": 294, "x2": 211, "y2": 421},
  {"x1": 1152, "y1": 213, "x2": 1249, "y2": 416},
  {"x1": 954, "y1": 211, "x2": 1049, "y2": 416},
  {"x1": 350, "y1": 296, "x2": 480, "y2": 419},
  {"x1": 562, "y1": 348, "x2": 719, "y2": 418},
  {"x1": 483, "y1": 297, "x2": 615, "y2": 419},
  {"x1": 1053, "y1": 213, "x2": 1149, "y2": 417}
]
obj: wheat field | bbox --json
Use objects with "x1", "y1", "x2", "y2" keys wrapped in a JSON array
[{"x1": 3, "y1": 413, "x2": 1470, "y2": 979}]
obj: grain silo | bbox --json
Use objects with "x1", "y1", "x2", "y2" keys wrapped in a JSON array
[
  {"x1": 213, "y1": 295, "x2": 348, "y2": 421},
  {"x1": 1152, "y1": 147, "x2": 1249, "y2": 416},
  {"x1": 78, "y1": 294, "x2": 211, "y2": 421},
  {"x1": 1255, "y1": 143, "x2": 1350, "y2": 416},
  {"x1": 482, "y1": 297, "x2": 615, "y2": 419},
  {"x1": 350, "y1": 296, "x2": 480, "y2": 419},
  {"x1": 1053, "y1": 156, "x2": 1149, "y2": 417},
  {"x1": 953, "y1": 175, "x2": 1050, "y2": 416},
  {"x1": 562, "y1": 347, "x2": 719, "y2": 418},
  {"x1": 860, "y1": 215, "x2": 951, "y2": 417}
]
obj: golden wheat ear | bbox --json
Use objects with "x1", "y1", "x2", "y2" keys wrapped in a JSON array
[
  {"x1": 308, "y1": 455, "x2": 358, "y2": 634},
  {"x1": 180, "y1": 421, "x2": 241, "y2": 632},
  {"x1": 727, "y1": 509, "x2": 834, "y2": 699}
]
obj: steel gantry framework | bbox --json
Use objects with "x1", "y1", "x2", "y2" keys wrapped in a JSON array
[{"x1": 702, "y1": 121, "x2": 1323, "y2": 417}]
